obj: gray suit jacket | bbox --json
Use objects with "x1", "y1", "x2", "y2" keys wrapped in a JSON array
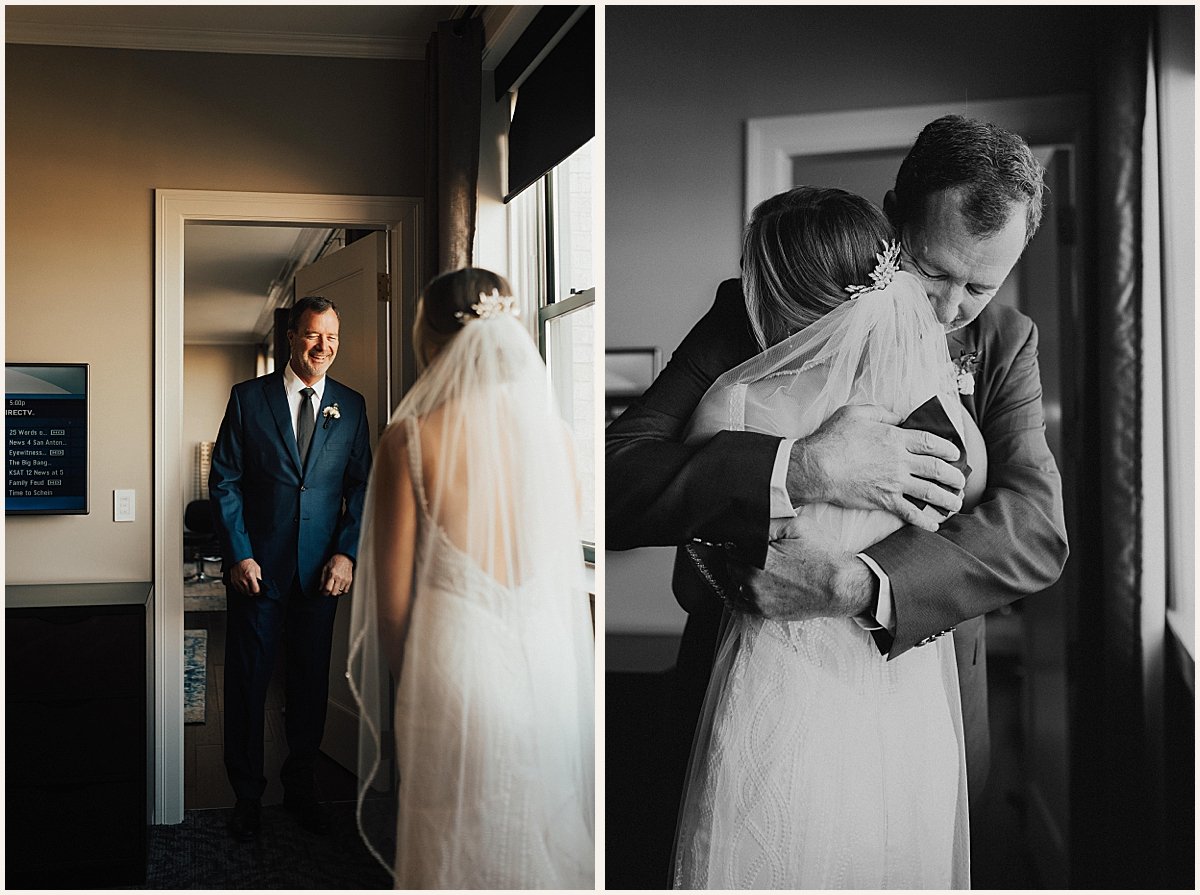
[{"x1": 607, "y1": 279, "x2": 1069, "y2": 791}]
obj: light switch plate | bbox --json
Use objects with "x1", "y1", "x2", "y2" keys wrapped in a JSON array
[{"x1": 114, "y1": 489, "x2": 135, "y2": 522}]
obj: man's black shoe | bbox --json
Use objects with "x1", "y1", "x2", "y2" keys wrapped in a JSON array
[
  {"x1": 229, "y1": 798, "x2": 261, "y2": 842},
  {"x1": 283, "y1": 793, "x2": 332, "y2": 835}
]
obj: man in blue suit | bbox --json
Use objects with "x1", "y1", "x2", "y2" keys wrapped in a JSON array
[{"x1": 210, "y1": 295, "x2": 372, "y2": 842}]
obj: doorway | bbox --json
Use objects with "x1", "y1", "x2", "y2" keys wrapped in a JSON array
[
  {"x1": 180, "y1": 223, "x2": 385, "y2": 811},
  {"x1": 155, "y1": 190, "x2": 421, "y2": 825}
]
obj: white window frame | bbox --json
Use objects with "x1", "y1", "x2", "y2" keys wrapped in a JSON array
[{"x1": 508, "y1": 149, "x2": 597, "y2": 563}]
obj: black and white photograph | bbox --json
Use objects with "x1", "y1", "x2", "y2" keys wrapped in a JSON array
[{"x1": 605, "y1": 5, "x2": 1194, "y2": 891}]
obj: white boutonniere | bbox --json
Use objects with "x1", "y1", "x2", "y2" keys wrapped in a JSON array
[
  {"x1": 322, "y1": 403, "x2": 340, "y2": 429},
  {"x1": 953, "y1": 351, "x2": 981, "y2": 395}
]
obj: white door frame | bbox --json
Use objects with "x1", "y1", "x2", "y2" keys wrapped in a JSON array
[
  {"x1": 744, "y1": 94, "x2": 1090, "y2": 220},
  {"x1": 153, "y1": 189, "x2": 421, "y2": 824}
]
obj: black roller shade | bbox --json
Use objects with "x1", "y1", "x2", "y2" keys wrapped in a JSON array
[{"x1": 503, "y1": 6, "x2": 594, "y2": 202}]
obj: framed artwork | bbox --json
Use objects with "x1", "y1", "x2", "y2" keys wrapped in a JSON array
[{"x1": 605, "y1": 347, "x2": 661, "y2": 422}]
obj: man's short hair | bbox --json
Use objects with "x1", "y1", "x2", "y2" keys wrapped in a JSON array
[
  {"x1": 287, "y1": 296, "x2": 338, "y2": 333},
  {"x1": 893, "y1": 115, "x2": 1045, "y2": 244}
]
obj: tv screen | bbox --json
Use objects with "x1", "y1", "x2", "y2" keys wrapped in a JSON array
[{"x1": 6, "y1": 364, "x2": 89, "y2": 514}]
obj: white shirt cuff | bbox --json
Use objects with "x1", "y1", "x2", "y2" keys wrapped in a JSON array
[
  {"x1": 854, "y1": 554, "x2": 895, "y2": 634},
  {"x1": 771, "y1": 440, "x2": 894, "y2": 636},
  {"x1": 769, "y1": 437, "x2": 798, "y2": 517}
]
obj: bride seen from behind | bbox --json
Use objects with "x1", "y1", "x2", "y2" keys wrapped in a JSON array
[
  {"x1": 348, "y1": 268, "x2": 594, "y2": 889},
  {"x1": 674, "y1": 187, "x2": 986, "y2": 889}
]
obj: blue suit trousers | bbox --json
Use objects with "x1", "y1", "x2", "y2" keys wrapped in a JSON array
[{"x1": 223, "y1": 576, "x2": 338, "y2": 801}]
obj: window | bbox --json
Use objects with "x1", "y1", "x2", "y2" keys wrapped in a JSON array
[
  {"x1": 1153, "y1": 14, "x2": 1194, "y2": 665},
  {"x1": 508, "y1": 140, "x2": 597, "y2": 561}
]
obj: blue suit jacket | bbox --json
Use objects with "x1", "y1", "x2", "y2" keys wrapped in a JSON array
[{"x1": 209, "y1": 371, "x2": 372, "y2": 599}]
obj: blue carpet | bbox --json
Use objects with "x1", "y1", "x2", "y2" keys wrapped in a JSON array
[
  {"x1": 124, "y1": 802, "x2": 394, "y2": 889},
  {"x1": 184, "y1": 629, "x2": 207, "y2": 724}
]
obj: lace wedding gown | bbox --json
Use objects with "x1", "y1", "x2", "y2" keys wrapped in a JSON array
[
  {"x1": 387, "y1": 416, "x2": 594, "y2": 889},
  {"x1": 673, "y1": 272, "x2": 975, "y2": 890},
  {"x1": 348, "y1": 312, "x2": 594, "y2": 891}
]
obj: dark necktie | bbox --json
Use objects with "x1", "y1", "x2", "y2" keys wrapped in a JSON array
[{"x1": 297, "y1": 386, "x2": 316, "y2": 464}]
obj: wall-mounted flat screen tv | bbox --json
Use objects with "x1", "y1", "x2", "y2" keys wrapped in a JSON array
[{"x1": 6, "y1": 364, "x2": 90, "y2": 514}]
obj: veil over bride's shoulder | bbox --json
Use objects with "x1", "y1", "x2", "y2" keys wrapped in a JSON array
[
  {"x1": 347, "y1": 310, "x2": 594, "y2": 887},
  {"x1": 686, "y1": 270, "x2": 963, "y2": 448}
]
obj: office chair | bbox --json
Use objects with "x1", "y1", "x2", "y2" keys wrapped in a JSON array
[{"x1": 183, "y1": 499, "x2": 221, "y2": 583}]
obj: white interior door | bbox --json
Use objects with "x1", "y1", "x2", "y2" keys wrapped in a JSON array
[{"x1": 294, "y1": 231, "x2": 392, "y2": 787}]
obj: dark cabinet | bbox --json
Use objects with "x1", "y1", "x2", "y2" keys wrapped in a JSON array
[{"x1": 6, "y1": 583, "x2": 150, "y2": 888}]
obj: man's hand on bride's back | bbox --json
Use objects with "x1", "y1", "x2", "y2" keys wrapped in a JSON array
[
  {"x1": 728, "y1": 518, "x2": 877, "y2": 621},
  {"x1": 786, "y1": 404, "x2": 965, "y2": 532}
]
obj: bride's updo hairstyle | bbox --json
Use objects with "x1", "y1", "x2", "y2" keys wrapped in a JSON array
[
  {"x1": 742, "y1": 186, "x2": 895, "y2": 349},
  {"x1": 415, "y1": 267, "x2": 514, "y2": 370}
]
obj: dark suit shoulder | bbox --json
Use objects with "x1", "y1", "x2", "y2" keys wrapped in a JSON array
[
  {"x1": 971, "y1": 301, "x2": 1035, "y2": 344},
  {"x1": 324, "y1": 376, "x2": 367, "y2": 403},
  {"x1": 951, "y1": 302, "x2": 1037, "y2": 378},
  {"x1": 713, "y1": 277, "x2": 749, "y2": 321},
  {"x1": 675, "y1": 278, "x2": 758, "y2": 369},
  {"x1": 227, "y1": 372, "x2": 281, "y2": 397}
]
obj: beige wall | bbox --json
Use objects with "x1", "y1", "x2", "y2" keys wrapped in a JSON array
[
  {"x1": 605, "y1": 6, "x2": 1103, "y2": 635},
  {"x1": 182, "y1": 344, "x2": 258, "y2": 509},
  {"x1": 5, "y1": 44, "x2": 424, "y2": 584}
]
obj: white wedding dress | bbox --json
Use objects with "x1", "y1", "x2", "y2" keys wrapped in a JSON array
[
  {"x1": 673, "y1": 271, "x2": 974, "y2": 890},
  {"x1": 387, "y1": 415, "x2": 594, "y2": 889},
  {"x1": 348, "y1": 312, "x2": 594, "y2": 890}
]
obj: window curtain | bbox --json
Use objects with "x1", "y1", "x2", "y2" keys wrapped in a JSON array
[
  {"x1": 424, "y1": 16, "x2": 483, "y2": 278},
  {"x1": 1071, "y1": 7, "x2": 1190, "y2": 887}
]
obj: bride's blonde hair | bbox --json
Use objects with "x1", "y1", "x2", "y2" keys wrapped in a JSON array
[
  {"x1": 742, "y1": 186, "x2": 895, "y2": 349},
  {"x1": 414, "y1": 267, "x2": 514, "y2": 370}
]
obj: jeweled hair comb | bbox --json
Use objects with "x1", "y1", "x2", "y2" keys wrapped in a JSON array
[
  {"x1": 844, "y1": 240, "x2": 901, "y2": 297},
  {"x1": 454, "y1": 289, "x2": 521, "y2": 322}
]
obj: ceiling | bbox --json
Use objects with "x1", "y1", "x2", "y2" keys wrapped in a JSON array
[
  {"x1": 5, "y1": 6, "x2": 459, "y2": 59},
  {"x1": 7, "y1": 5, "x2": 536, "y2": 345},
  {"x1": 183, "y1": 223, "x2": 331, "y2": 346},
  {"x1": 4, "y1": 5, "x2": 531, "y2": 63}
]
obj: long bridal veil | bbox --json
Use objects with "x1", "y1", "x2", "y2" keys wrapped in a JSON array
[
  {"x1": 675, "y1": 270, "x2": 970, "y2": 889},
  {"x1": 347, "y1": 311, "x2": 594, "y2": 887}
]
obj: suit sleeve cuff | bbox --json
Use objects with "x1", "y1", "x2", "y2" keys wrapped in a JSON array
[
  {"x1": 854, "y1": 553, "x2": 895, "y2": 634},
  {"x1": 769, "y1": 437, "x2": 798, "y2": 517}
]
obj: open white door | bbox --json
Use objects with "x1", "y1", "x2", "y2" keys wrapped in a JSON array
[{"x1": 294, "y1": 231, "x2": 392, "y2": 788}]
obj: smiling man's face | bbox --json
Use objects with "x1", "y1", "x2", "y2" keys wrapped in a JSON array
[
  {"x1": 898, "y1": 187, "x2": 1028, "y2": 333},
  {"x1": 288, "y1": 308, "x2": 340, "y2": 384}
]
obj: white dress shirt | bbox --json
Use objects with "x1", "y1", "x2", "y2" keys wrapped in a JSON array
[
  {"x1": 282, "y1": 362, "x2": 327, "y2": 441},
  {"x1": 770, "y1": 437, "x2": 895, "y2": 637}
]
